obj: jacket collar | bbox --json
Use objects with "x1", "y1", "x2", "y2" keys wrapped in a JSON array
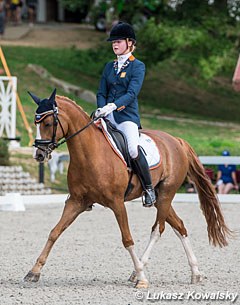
[
  {"x1": 117, "y1": 52, "x2": 132, "y2": 65},
  {"x1": 113, "y1": 55, "x2": 135, "y2": 74}
]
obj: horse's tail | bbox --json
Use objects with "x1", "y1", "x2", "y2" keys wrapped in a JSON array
[{"x1": 177, "y1": 137, "x2": 233, "y2": 247}]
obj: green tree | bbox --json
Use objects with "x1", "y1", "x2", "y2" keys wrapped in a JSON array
[
  {"x1": 60, "y1": 0, "x2": 239, "y2": 24},
  {"x1": 60, "y1": 0, "x2": 93, "y2": 13},
  {"x1": 172, "y1": 0, "x2": 240, "y2": 23}
]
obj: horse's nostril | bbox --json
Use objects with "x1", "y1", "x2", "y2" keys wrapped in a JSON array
[{"x1": 37, "y1": 154, "x2": 45, "y2": 162}]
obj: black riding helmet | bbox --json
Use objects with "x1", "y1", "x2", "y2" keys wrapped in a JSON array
[{"x1": 107, "y1": 21, "x2": 136, "y2": 43}]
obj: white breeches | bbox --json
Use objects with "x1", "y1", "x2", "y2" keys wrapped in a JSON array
[{"x1": 107, "y1": 113, "x2": 140, "y2": 158}]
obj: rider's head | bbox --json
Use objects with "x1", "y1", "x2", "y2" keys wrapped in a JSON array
[
  {"x1": 222, "y1": 150, "x2": 230, "y2": 156},
  {"x1": 107, "y1": 22, "x2": 136, "y2": 54}
]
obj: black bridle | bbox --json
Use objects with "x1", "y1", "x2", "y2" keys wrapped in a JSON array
[{"x1": 34, "y1": 105, "x2": 99, "y2": 156}]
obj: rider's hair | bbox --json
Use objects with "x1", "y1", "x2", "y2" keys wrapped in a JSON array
[{"x1": 127, "y1": 38, "x2": 136, "y2": 52}]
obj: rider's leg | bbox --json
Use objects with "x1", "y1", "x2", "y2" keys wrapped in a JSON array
[
  {"x1": 131, "y1": 146, "x2": 156, "y2": 207},
  {"x1": 115, "y1": 120, "x2": 156, "y2": 207}
]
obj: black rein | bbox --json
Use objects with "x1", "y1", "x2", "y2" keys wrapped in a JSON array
[{"x1": 56, "y1": 116, "x2": 99, "y2": 148}]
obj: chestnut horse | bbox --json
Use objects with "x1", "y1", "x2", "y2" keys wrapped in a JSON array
[{"x1": 24, "y1": 91, "x2": 231, "y2": 288}]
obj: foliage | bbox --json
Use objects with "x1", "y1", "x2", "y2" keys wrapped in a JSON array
[
  {"x1": 228, "y1": 0, "x2": 240, "y2": 20},
  {"x1": 172, "y1": 0, "x2": 240, "y2": 23},
  {"x1": 59, "y1": 0, "x2": 93, "y2": 13},
  {"x1": 172, "y1": 0, "x2": 228, "y2": 23},
  {"x1": 0, "y1": 139, "x2": 10, "y2": 166},
  {"x1": 60, "y1": 0, "x2": 240, "y2": 25},
  {"x1": 137, "y1": 17, "x2": 237, "y2": 80}
]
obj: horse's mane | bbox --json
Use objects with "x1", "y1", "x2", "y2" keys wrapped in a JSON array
[{"x1": 56, "y1": 95, "x2": 90, "y2": 120}]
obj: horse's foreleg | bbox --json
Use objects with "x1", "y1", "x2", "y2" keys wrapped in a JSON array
[
  {"x1": 129, "y1": 192, "x2": 173, "y2": 284},
  {"x1": 24, "y1": 199, "x2": 86, "y2": 283},
  {"x1": 129, "y1": 223, "x2": 160, "y2": 283},
  {"x1": 112, "y1": 202, "x2": 149, "y2": 288},
  {"x1": 126, "y1": 246, "x2": 149, "y2": 288},
  {"x1": 167, "y1": 207, "x2": 203, "y2": 284}
]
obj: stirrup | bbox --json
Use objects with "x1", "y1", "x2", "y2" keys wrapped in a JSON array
[{"x1": 143, "y1": 188, "x2": 156, "y2": 207}]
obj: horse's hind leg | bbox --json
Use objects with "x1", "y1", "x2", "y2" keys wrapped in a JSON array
[
  {"x1": 166, "y1": 206, "x2": 203, "y2": 284},
  {"x1": 24, "y1": 198, "x2": 86, "y2": 282}
]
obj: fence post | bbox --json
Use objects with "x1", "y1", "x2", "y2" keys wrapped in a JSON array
[{"x1": 39, "y1": 163, "x2": 44, "y2": 183}]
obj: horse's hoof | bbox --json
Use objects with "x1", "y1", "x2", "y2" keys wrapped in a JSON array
[
  {"x1": 191, "y1": 274, "x2": 204, "y2": 284},
  {"x1": 135, "y1": 279, "x2": 149, "y2": 289},
  {"x1": 128, "y1": 270, "x2": 137, "y2": 283},
  {"x1": 23, "y1": 271, "x2": 40, "y2": 283}
]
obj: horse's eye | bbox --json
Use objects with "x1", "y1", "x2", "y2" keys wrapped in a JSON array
[{"x1": 45, "y1": 123, "x2": 52, "y2": 127}]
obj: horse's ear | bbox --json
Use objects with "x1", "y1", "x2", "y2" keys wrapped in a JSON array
[
  {"x1": 28, "y1": 91, "x2": 41, "y2": 105},
  {"x1": 49, "y1": 88, "x2": 57, "y2": 104}
]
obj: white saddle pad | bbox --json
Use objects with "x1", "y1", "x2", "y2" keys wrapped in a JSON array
[
  {"x1": 139, "y1": 133, "x2": 161, "y2": 169},
  {"x1": 95, "y1": 119, "x2": 161, "y2": 169}
]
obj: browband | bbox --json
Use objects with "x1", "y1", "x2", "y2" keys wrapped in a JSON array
[{"x1": 35, "y1": 108, "x2": 58, "y2": 124}]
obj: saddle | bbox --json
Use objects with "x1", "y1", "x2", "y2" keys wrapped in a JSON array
[
  {"x1": 99, "y1": 119, "x2": 161, "y2": 199},
  {"x1": 105, "y1": 120, "x2": 132, "y2": 168}
]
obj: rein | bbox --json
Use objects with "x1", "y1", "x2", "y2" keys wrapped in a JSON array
[
  {"x1": 56, "y1": 116, "x2": 99, "y2": 148},
  {"x1": 34, "y1": 108, "x2": 100, "y2": 154}
]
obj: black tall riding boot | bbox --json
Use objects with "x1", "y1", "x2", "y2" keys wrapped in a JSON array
[{"x1": 132, "y1": 147, "x2": 156, "y2": 207}]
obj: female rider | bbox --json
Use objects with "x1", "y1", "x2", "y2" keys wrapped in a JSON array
[{"x1": 95, "y1": 21, "x2": 156, "y2": 207}]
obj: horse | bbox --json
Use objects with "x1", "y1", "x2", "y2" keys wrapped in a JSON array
[{"x1": 24, "y1": 89, "x2": 232, "y2": 288}]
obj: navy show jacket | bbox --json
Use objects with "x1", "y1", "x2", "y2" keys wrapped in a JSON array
[{"x1": 96, "y1": 55, "x2": 145, "y2": 128}]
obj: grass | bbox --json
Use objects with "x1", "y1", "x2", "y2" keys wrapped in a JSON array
[
  {"x1": 3, "y1": 44, "x2": 240, "y2": 126},
  {"x1": 1, "y1": 45, "x2": 240, "y2": 192},
  {"x1": 141, "y1": 112, "x2": 240, "y2": 155},
  {"x1": 140, "y1": 60, "x2": 240, "y2": 123}
]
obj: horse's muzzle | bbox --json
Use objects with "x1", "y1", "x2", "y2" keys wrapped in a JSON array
[
  {"x1": 34, "y1": 145, "x2": 53, "y2": 162},
  {"x1": 34, "y1": 148, "x2": 45, "y2": 162},
  {"x1": 34, "y1": 139, "x2": 56, "y2": 162}
]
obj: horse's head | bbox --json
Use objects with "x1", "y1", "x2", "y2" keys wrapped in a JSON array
[{"x1": 29, "y1": 89, "x2": 65, "y2": 162}]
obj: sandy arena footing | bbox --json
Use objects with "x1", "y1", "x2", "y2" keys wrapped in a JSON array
[{"x1": 0, "y1": 201, "x2": 239, "y2": 305}]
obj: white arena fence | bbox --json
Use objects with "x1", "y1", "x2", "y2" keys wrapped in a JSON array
[{"x1": 0, "y1": 193, "x2": 239, "y2": 212}]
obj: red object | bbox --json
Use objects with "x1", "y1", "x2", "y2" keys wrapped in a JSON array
[
  {"x1": 232, "y1": 55, "x2": 240, "y2": 91},
  {"x1": 236, "y1": 170, "x2": 240, "y2": 183},
  {"x1": 205, "y1": 167, "x2": 215, "y2": 181},
  {"x1": 0, "y1": 68, "x2": 5, "y2": 75}
]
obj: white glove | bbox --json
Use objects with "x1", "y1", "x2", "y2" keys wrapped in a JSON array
[{"x1": 95, "y1": 103, "x2": 117, "y2": 118}]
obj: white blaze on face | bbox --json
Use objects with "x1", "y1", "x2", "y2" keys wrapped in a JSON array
[
  {"x1": 33, "y1": 123, "x2": 42, "y2": 158},
  {"x1": 36, "y1": 123, "x2": 42, "y2": 139}
]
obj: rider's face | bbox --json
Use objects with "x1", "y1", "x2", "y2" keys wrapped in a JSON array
[{"x1": 112, "y1": 39, "x2": 131, "y2": 55}]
